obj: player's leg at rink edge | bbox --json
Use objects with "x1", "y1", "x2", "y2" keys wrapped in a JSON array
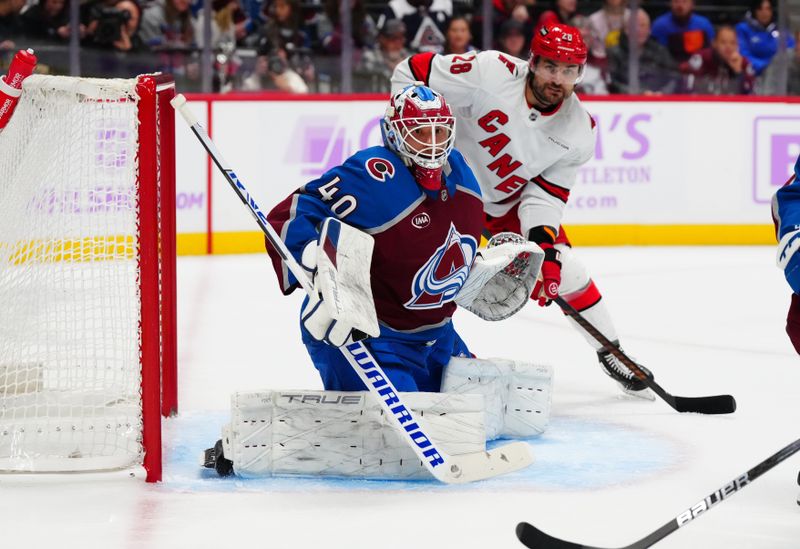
[{"x1": 555, "y1": 243, "x2": 654, "y2": 400}]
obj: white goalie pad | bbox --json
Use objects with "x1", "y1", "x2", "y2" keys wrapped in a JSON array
[
  {"x1": 455, "y1": 233, "x2": 544, "y2": 321},
  {"x1": 440, "y1": 357, "x2": 553, "y2": 439},
  {"x1": 221, "y1": 390, "x2": 486, "y2": 480},
  {"x1": 315, "y1": 218, "x2": 380, "y2": 338}
]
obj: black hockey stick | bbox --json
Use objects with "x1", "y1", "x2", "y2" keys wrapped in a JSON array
[
  {"x1": 554, "y1": 297, "x2": 736, "y2": 415},
  {"x1": 516, "y1": 436, "x2": 800, "y2": 548}
]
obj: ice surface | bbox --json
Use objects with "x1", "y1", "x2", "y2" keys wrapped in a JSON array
[{"x1": 1, "y1": 246, "x2": 798, "y2": 549}]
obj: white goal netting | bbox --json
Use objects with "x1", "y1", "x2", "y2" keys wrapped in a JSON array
[{"x1": 0, "y1": 76, "x2": 146, "y2": 472}]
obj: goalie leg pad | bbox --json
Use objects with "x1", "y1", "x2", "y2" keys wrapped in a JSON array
[
  {"x1": 220, "y1": 390, "x2": 485, "y2": 479},
  {"x1": 440, "y1": 357, "x2": 553, "y2": 439}
]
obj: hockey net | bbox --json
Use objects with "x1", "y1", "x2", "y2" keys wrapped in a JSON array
[{"x1": 0, "y1": 74, "x2": 177, "y2": 481}]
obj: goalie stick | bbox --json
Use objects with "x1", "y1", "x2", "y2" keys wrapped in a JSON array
[
  {"x1": 516, "y1": 436, "x2": 800, "y2": 548},
  {"x1": 554, "y1": 297, "x2": 736, "y2": 415},
  {"x1": 171, "y1": 94, "x2": 533, "y2": 484}
]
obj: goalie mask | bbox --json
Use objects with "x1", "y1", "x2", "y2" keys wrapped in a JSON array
[{"x1": 381, "y1": 83, "x2": 456, "y2": 191}]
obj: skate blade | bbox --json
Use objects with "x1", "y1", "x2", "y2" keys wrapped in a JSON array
[{"x1": 620, "y1": 385, "x2": 656, "y2": 401}]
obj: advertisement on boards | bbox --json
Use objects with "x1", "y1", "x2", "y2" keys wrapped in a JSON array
[{"x1": 175, "y1": 97, "x2": 799, "y2": 252}]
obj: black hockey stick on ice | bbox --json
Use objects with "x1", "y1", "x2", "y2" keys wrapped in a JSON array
[
  {"x1": 516, "y1": 436, "x2": 800, "y2": 548},
  {"x1": 172, "y1": 94, "x2": 534, "y2": 484},
  {"x1": 554, "y1": 297, "x2": 736, "y2": 415}
]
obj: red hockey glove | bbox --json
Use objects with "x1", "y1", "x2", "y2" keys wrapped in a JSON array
[{"x1": 528, "y1": 227, "x2": 562, "y2": 307}]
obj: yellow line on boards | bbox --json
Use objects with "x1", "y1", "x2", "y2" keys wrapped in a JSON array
[
  {"x1": 562, "y1": 224, "x2": 776, "y2": 246},
  {"x1": 185, "y1": 225, "x2": 777, "y2": 257},
  {"x1": 176, "y1": 233, "x2": 209, "y2": 256},
  {"x1": 201, "y1": 231, "x2": 266, "y2": 255},
  {"x1": 2, "y1": 226, "x2": 778, "y2": 262}
]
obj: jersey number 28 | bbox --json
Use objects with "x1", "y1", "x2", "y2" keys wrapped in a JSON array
[{"x1": 449, "y1": 54, "x2": 476, "y2": 74}]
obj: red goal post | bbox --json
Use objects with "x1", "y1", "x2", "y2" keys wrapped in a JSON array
[
  {"x1": 139, "y1": 74, "x2": 178, "y2": 482},
  {"x1": 0, "y1": 74, "x2": 177, "y2": 482}
]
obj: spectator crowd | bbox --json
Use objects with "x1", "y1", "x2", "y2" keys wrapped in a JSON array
[{"x1": 0, "y1": 0, "x2": 797, "y2": 94}]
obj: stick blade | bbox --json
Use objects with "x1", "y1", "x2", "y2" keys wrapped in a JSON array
[
  {"x1": 441, "y1": 441, "x2": 533, "y2": 484},
  {"x1": 674, "y1": 394, "x2": 737, "y2": 414},
  {"x1": 516, "y1": 522, "x2": 591, "y2": 549}
]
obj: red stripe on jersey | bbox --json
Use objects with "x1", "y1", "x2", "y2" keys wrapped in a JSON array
[
  {"x1": 265, "y1": 193, "x2": 299, "y2": 295},
  {"x1": 589, "y1": 113, "x2": 596, "y2": 129},
  {"x1": 533, "y1": 175, "x2": 570, "y2": 203},
  {"x1": 561, "y1": 280, "x2": 602, "y2": 312},
  {"x1": 496, "y1": 182, "x2": 527, "y2": 205},
  {"x1": 788, "y1": 293, "x2": 800, "y2": 355},
  {"x1": 322, "y1": 235, "x2": 338, "y2": 269},
  {"x1": 408, "y1": 52, "x2": 436, "y2": 86},
  {"x1": 774, "y1": 174, "x2": 798, "y2": 238}
]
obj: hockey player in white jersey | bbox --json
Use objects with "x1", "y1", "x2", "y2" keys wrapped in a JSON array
[{"x1": 392, "y1": 23, "x2": 654, "y2": 398}]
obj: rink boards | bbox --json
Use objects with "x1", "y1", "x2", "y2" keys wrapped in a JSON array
[{"x1": 171, "y1": 95, "x2": 800, "y2": 254}]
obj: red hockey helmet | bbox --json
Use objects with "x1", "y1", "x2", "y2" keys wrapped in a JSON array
[
  {"x1": 381, "y1": 83, "x2": 456, "y2": 191},
  {"x1": 528, "y1": 24, "x2": 588, "y2": 85},
  {"x1": 530, "y1": 24, "x2": 588, "y2": 65}
]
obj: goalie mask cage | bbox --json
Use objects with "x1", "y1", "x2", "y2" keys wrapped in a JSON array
[{"x1": 0, "y1": 74, "x2": 177, "y2": 482}]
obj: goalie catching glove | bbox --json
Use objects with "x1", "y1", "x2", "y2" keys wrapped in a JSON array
[
  {"x1": 455, "y1": 232, "x2": 544, "y2": 321},
  {"x1": 300, "y1": 218, "x2": 380, "y2": 346}
]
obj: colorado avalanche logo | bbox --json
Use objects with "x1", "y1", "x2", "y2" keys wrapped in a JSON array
[
  {"x1": 366, "y1": 158, "x2": 395, "y2": 182},
  {"x1": 405, "y1": 223, "x2": 477, "y2": 310}
]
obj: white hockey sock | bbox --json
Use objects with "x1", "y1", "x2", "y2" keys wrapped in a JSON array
[
  {"x1": 557, "y1": 245, "x2": 619, "y2": 352},
  {"x1": 563, "y1": 297, "x2": 619, "y2": 352}
]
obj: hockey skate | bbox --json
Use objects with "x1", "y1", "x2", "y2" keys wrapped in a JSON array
[
  {"x1": 598, "y1": 342, "x2": 656, "y2": 401},
  {"x1": 203, "y1": 439, "x2": 234, "y2": 477}
]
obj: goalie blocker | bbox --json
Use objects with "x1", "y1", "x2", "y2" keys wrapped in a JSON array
[{"x1": 204, "y1": 357, "x2": 553, "y2": 479}]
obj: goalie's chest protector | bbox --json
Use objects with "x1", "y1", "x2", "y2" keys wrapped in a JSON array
[{"x1": 346, "y1": 148, "x2": 485, "y2": 332}]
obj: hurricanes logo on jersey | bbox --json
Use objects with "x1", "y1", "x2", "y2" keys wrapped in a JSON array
[{"x1": 405, "y1": 223, "x2": 477, "y2": 310}]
